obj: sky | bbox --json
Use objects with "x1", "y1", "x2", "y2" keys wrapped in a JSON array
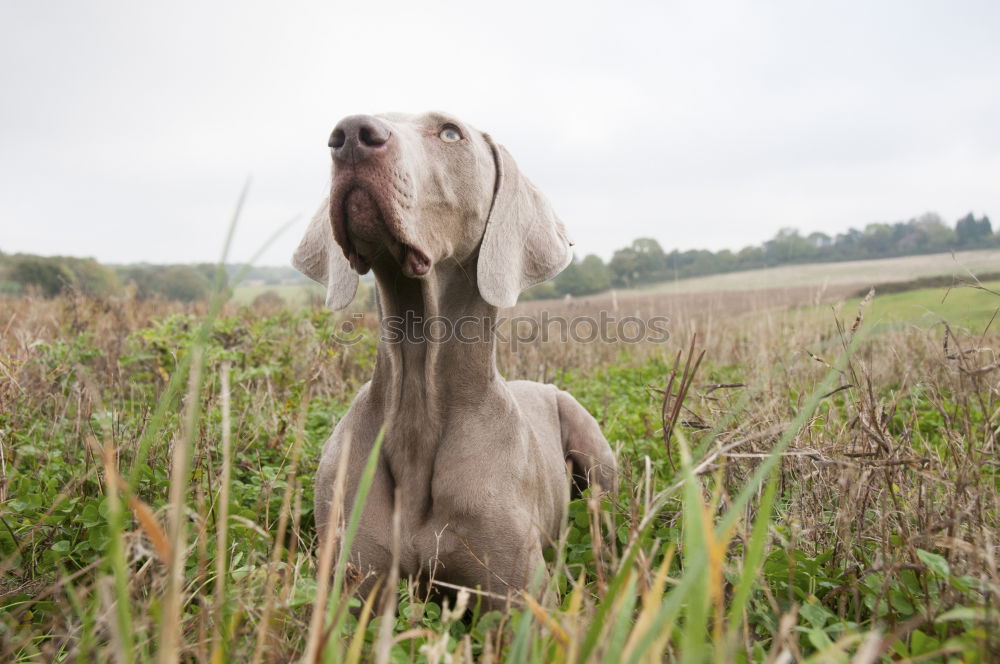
[{"x1": 2, "y1": 0, "x2": 998, "y2": 267}]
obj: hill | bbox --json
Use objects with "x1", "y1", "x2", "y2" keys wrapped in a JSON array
[{"x1": 635, "y1": 248, "x2": 1000, "y2": 294}]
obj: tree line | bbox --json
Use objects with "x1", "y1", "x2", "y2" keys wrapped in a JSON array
[
  {"x1": 524, "y1": 211, "x2": 995, "y2": 299},
  {"x1": 0, "y1": 255, "x2": 225, "y2": 302},
  {"x1": 2, "y1": 211, "x2": 993, "y2": 302},
  {"x1": 0, "y1": 254, "x2": 317, "y2": 302}
]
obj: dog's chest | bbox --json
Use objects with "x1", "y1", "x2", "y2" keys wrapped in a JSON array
[
  {"x1": 383, "y1": 426, "x2": 523, "y2": 539},
  {"x1": 382, "y1": 428, "x2": 443, "y2": 518},
  {"x1": 382, "y1": 436, "x2": 466, "y2": 575}
]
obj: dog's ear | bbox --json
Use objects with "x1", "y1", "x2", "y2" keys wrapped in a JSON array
[
  {"x1": 292, "y1": 196, "x2": 358, "y2": 310},
  {"x1": 477, "y1": 138, "x2": 573, "y2": 308}
]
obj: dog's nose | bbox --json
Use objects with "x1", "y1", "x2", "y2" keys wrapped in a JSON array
[{"x1": 329, "y1": 115, "x2": 391, "y2": 163}]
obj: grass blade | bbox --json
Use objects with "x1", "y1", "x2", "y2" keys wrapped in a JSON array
[
  {"x1": 210, "y1": 361, "x2": 233, "y2": 663},
  {"x1": 101, "y1": 441, "x2": 133, "y2": 664},
  {"x1": 321, "y1": 427, "x2": 386, "y2": 661}
]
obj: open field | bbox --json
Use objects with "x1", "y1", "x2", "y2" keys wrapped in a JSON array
[
  {"x1": 1, "y1": 275, "x2": 998, "y2": 661},
  {"x1": 232, "y1": 250, "x2": 1000, "y2": 310},
  {"x1": 637, "y1": 249, "x2": 1000, "y2": 294},
  {"x1": 231, "y1": 281, "x2": 377, "y2": 308},
  {"x1": 230, "y1": 281, "x2": 325, "y2": 305}
]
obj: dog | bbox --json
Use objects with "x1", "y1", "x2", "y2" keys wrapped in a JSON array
[{"x1": 293, "y1": 111, "x2": 616, "y2": 608}]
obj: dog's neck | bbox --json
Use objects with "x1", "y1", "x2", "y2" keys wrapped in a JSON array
[{"x1": 368, "y1": 258, "x2": 501, "y2": 446}]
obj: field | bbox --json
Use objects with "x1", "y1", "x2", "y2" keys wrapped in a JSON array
[
  {"x1": 841, "y1": 281, "x2": 1000, "y2": 332},
  {"x1": 638, "y1": 249, "x2": 1000, "y2": 294},
  {"x1": 230, "y1": 282, "x2": 326, "y2": 306},
  {"x1": 231, "y1": 281, "x2": 377, "y2": 309},
  {"x1": 1, "y1": 261, "x2": 998, "y2": 661}
]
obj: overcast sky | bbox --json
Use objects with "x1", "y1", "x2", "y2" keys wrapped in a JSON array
[{"x1": 2, "y1": 0, "x2": 998, "y2": 267}]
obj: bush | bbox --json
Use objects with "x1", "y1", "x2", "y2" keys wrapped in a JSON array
[{"x1": 1, "y1": 254, "x2": 119, "y2": 297}]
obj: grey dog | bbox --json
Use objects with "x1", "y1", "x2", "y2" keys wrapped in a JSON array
[{"x1": 293, "y1": 111, "x2": 617, "y2": 608}]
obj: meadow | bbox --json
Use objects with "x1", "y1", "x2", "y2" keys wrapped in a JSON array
[
  {"x1": 637, "y1": 250, "x2": 1000, "y2": 294},
  {"x1": 0, "y1": 266, "x2": 997, "y2": 662}
]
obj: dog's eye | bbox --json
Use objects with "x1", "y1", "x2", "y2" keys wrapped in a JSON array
[{"x1": 439, "y1": 125, "x2": 463, "y2": 143}]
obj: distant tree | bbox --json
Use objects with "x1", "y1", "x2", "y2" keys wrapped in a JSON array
[
  {"x1": 763, "y1": 228, "x2": 815, "y2": 264},
  {"x1": 10, "y1": 256, "x2": 76, "y2": 296},
  {"x1": 553, "y1": 259, "x2": 586, "y2": 296},
  {"x1": 67, "y1": 257, "x2": 119, "y2": 297},
  {"x1": 577, "y1": 254, "x2": 611, "y2": 292},
  {"x1": 610, "y1": 238, "x2": 667, "y2": 286},
  {"x1": 913, "y1": 213, "x2": 956, "y2": 252},
  {"x1": 520, "y1": 281, "x2": 558, "y2": 301},
  {"x1": 609, "y1": 248, "x2": 639, "y2": 287},
  {"x1": 832, "y1": 228, "x2": 863, "y2": 258},
  {"x1": 116, "y1": 263, "x2": 224, "y2": 301},
  {"x1": 686, "y1": 249, "x2": 721, "y2": 276},
  {"x1": 116, "y1": 266, "x2": 159, "y2": 299},
  {"x1": 736, "y1": 245, "x2": 766, "y2": 270},
  {"x1": 861, "y1": 223, "x2": 894, "y2": 257},
  {"x1": 807, "y1": 231, "x2": 832, "y2": 248},
  {"x1": 158, "y1": 266, "x2": 213, "y2": 302},
  {"x1": 955, "y1": 212, "x2": 993, "y2": 246},
  {"x1": 715, "y1": 248, "x2": 735, "y2": 263},
  {"x1": 193, "y1": 263, "x2": 226, "y2": 289},
  {"x1": 893, "y1": 220, "x2": 924, "y2": 254},
  {"x1": 552, "y1": 254, "x2": 611, "y2": 296}
]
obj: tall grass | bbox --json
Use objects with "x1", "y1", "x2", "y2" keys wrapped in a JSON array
[{"x1": 0, "y1": 271, "x2": 997, "y2": 660}]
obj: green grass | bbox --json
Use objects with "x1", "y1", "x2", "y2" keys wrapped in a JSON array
[{"x1": 841, "y1": 280, "x2": 1000, "y2": 331}]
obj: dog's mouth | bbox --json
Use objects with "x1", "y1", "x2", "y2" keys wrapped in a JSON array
[{"x1": 332, "y1": 186, "x2": 432, "y2": 277}]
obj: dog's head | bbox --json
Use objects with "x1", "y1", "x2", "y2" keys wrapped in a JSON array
[{"x1": 292, "y1": 111, "x2": 572, "y2": 309}]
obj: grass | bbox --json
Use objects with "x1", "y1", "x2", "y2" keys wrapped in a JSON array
[
  {"x1": 839, "y1": 280, "x2": 1000, "y2": 331},
  {"x1": 0, "y1": 272, "x2": 998, "y2": 661},
  {"x1": 231, "y1": 282, "x2": 325, "y2": 306},
  {"x1": 231, "y1": 281, "x2": 376, "y2": 308}
]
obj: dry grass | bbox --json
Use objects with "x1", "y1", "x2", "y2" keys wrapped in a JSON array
[{"x1": 0, "y1": 279, "x2": 998, "y2": 661}]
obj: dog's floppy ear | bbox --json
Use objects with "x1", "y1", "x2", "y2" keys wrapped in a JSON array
[
  {"x1": 477, "y1": 137, "x2": 573, "y2": 308},
  {"x1": 292, "y1": 196, "x2": 358, "y2": 310}
]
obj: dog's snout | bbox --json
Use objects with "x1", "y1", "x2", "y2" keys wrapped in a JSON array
[{"x1": 329, "y1": 115, "x2": 391, "y2": 163}]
